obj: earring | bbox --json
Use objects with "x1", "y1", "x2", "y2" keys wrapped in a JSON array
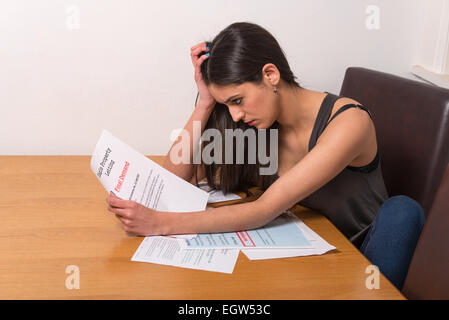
[{"x1": 273, "y1": 86, "x2": 278, "y2": 94}]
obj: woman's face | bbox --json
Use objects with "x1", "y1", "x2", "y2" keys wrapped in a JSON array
[{"x1": 207, "y1": 72, "x2": 280, "y2": 129}]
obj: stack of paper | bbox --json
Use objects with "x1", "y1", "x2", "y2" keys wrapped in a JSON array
[
  {"x1": 241, "y1": 212, "x2": 336, "y2": 260},
  {"x1": 91, "y1": 130, "x2": 336, "y2": 274},
  {"x1": 131, "y1": 210, "x2": 335, "y2": 274}
]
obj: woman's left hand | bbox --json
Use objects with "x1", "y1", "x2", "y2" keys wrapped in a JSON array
[{"x1": 106, "y1": 192, "x2": 163, "y2": 236}]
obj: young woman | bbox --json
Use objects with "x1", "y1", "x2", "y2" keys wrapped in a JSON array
[{"x1": 106, "y1": 23, "x2": 424, "y2": 284}]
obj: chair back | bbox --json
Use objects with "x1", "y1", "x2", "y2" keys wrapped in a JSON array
[
  {"x1": 340, "y1": 67, "x2": 449, "y2": 215},
  {"x1": 402, "y1": 164, "x2": 449, "y2": 299}
]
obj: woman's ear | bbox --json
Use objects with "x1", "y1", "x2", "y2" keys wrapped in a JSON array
[{"x1": 262, "y1": 63, "x2": 280, "y2": 86}]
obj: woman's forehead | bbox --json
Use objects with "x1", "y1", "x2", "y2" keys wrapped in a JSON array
[{"x1": 208, "y1": 83, "x2": 255, "y2": 103}]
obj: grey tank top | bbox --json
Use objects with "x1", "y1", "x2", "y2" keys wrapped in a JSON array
[{"x1": 268, "y1": 92, "x2": 389, "y2": 248}]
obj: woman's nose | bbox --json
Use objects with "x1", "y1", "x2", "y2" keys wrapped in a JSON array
[{"x1": 228, "y1": 106, "x2": 245, "y2": 122}]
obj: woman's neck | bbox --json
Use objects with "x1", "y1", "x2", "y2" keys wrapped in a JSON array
[{"x1": 276, "y1": 86, "x2": 326, "y2": 136}]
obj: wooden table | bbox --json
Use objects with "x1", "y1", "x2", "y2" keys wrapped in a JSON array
[{"x1": 0, "y1": 156, "x2": 405, "y2": 299}]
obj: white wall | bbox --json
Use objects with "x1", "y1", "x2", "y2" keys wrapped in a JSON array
[
  {"x1": 410, "y1": 0, "x2": 449, "y2": 88},
  {"x1": 0, "y1": 0, "x2": 428, "y2": 155}
]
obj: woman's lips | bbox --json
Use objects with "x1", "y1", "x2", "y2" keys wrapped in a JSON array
[{"x1": 247, "y1": 120, "x2": 255, "y2": 126}]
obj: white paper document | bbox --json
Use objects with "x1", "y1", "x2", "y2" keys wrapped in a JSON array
[
  {"x1": 197, "y1": 182, "x2": 242, "y2": 203},
  {"x1": 184, "y1": 211, "x2": 313, "y2": 249},
  {"x1": 241, "y1": 211, "x2": 336, "y2": 260},
  {"x1": 131, "y1": 236, "x2": 239, "y2": 274},
  {"x1": 90, "y1": 129, "x2": 209, "y2": 212}
]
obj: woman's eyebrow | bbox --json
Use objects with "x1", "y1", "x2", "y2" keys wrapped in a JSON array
[{"x1": 224, "y1": 94, "x2": 240, "y2": 104}]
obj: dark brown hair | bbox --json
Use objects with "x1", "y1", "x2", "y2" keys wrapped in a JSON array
[{"x1": 194, "y1": 22, "x2": 301, "y2": 194}]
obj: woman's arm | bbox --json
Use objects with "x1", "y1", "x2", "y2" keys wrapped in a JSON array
[
  {"x1": 255, "y1": 107, "x2": 373, "y2": 214},
  {"x1": 163, "y1": 102, "x2": 213, "y2": 182},
  {"x1": 108, "y1": 107, "x2": 373, "y2": 236},
  {"x1": 163, "y1": 42, "x2": 215, "y2": 183}
]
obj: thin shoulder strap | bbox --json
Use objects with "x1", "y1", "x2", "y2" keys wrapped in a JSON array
[
  {"x1": 308, "y1": 92, "x2": 341, "y2": 151},
  {"x1": 326, "y1": 104, "x2": 373, "y2": 126},
  {"x1": 309, "y1": 97, "x2": 380, "y2": 173}
]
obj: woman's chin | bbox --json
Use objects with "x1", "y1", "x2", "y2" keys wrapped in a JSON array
[{"x1": 255, "y1": 121, "x2": 271, "y2": 129}]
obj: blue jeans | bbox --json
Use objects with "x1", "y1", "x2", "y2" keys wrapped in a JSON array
[{"x1": 360, "y1": 195, "x2": 425, "y2": 290}]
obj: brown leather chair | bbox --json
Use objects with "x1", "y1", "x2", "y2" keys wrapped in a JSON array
[
  {"x1": 402, "y1": 164, "x2": 449, "y2": 299},
  {"x1": 339, "y1": 67, "x2": 449, "y2": 216}
]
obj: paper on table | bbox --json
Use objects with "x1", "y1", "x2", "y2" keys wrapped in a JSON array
[
  {"x1": 197, "y1": 182, "x2": 242, "y2": 203},
  {"x1": 242, "y1": 211, "x2": 336, "y2": 260},
  {"x1": 90, "y1": 129, "x2": 209, "y2": 239},
  {"x1": 184, "y1": 211, "x2": 313, "y2": 249},
  {"x1": 131, "y1": 236, "x2": 239, "y2": 274}
]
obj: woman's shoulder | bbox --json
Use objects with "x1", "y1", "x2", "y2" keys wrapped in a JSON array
[
  {"x1": 327, "y1": 95, "x2": 368, "y2": 123},
  {"x1": 334, "y1": 96, "x2": 363, "y2": 109},
  {"x1": 318, "y1": 94, "x2": 373, "y2": 145}
]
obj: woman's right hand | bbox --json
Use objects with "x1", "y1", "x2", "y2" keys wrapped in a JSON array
[{"x1": 190, "y1": 42, "x2": 216, "y2": 109}]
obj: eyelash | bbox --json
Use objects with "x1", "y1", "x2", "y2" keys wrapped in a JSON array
[{"x1": 233, "y1": 98, "x2": 243, "y2": 105}]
